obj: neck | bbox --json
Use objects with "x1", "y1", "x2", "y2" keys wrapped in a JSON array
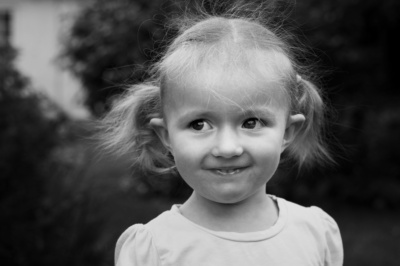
[{"x1": 179, "y1": 188, "x2": 278, "y2": 233}]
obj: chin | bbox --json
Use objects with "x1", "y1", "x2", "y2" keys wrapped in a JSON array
[{"x1": 208, "y1": 191, "x2": 250, "y2": 205}]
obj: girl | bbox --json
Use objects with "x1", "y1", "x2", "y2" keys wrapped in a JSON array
[{"x1": 102, "y1": 1, "x2": 343, "y2": 265}]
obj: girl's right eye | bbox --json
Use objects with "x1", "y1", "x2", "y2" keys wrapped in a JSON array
[{"x1": 189, "y1": 120, "x2": 212, "y2": 131}]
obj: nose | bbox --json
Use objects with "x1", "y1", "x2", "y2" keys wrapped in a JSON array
[{"x1": 211, "y1": 127, "x2": 244, "y2": 158}]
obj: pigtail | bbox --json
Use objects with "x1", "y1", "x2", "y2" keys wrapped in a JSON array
[
  {"x1": 287, "y1": 76, "x2": 334, "y2": 168},
  {"x1": 95, "y1": 1, "x2": 333, "y2": 173},
  {"x1": 97, "y1": 82, "x2": 173, "y2": 174}
]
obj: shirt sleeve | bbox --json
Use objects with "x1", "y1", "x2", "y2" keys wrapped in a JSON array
[
  {"x1": 115, "y1": 224, "x2": 162, "y2": 266},
  {"x1": 311, "y1": 207, "x2": 344, "y2": 266}
]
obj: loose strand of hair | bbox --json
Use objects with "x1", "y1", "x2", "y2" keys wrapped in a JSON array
[
  {"x1": 95, "y1": 82, "x2": 174, "y2": 174},
  {"x1": 290, "y1": 77, "x2": 335, "y2": 168}
]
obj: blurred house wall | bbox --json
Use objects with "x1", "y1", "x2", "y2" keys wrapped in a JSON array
[{"x1": 0, "y1": 0, "x2": 90, "y2": 119}]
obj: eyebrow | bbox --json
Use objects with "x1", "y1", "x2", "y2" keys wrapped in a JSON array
[
  {"x1": 177, "y1": 106, "x2": 278, "y2": 121},
  {"x1": 177, "y1": 110, "x2": 214, "y2": 121},
  {"x1": 239, "y1": 107, "x2": 276, "y2": 118}
]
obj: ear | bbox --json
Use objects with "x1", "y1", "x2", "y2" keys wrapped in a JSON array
[
  {"x1": 149, "y1": 118, "x2": 172, "y2": 152},
  {"x1": 282, "y1": 114, "x2": 305, "y2": 151}
]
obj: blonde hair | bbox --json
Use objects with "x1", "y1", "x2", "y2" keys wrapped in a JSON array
[{"x1": 98, "y1": 0, "x2": 333, "y2": 173}]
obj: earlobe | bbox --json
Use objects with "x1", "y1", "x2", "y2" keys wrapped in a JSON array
[
  {"x1": 149, "y1": 118, "x2": 172, "y2": 151},
  {"x1": 282, "y1": 114, "x2": 305, "y2": 151}
]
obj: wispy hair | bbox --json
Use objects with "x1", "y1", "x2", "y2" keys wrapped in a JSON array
[{"x1": 97, "y1": 0, "x2": 334, "y2": 174}]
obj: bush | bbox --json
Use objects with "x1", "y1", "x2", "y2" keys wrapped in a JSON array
[
  {"x1": 0, "y1": 44, "x2": 107, "y2": 265},
  {"x1": 63, "y1": 0, "x2": 166, "y2": 115}
]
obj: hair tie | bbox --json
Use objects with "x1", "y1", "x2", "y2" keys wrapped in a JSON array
[{"x1": 296, "y1": 74, "x2": 302, "y2": 83}]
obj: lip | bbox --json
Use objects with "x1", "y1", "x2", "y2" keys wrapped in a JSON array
[{"x1": 208, "y1": 166, "x2": 248, "y2": 176}]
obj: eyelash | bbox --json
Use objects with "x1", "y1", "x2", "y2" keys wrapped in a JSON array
[
  {"x1": 189, "y1": 119, "x2": 211, "y2": 131},
  {"x1": 189, "y1": 118, "x2": 266, "y2": 131},
  {"x1": 242, "y1": 118, "x2": 266, "y2": 129}
]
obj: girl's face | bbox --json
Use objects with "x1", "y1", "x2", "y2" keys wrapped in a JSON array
[{"x1": 151, "y1": 66, "x2": 304, "y2": 205}]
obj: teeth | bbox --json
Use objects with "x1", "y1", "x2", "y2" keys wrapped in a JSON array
[{"x1": 216, "y1": 169, "x2": 240, "y2": 175}]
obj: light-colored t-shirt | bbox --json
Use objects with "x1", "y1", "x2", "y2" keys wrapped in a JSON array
[{"x1": 115, "y1": 196, "x2": 343, "y2": 266}]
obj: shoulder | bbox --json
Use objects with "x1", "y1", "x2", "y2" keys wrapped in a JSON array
[
  {"x1": 115, "y1": 223, "x2": 161, "y2": 266},
  {"x1": 278, "y1": 197, "x2": 344, "y2": 266},
  {"x1": 114, "y1": 207, "x2": 181, "y2": 266},
  {"x1": 280, "y1": 198, "x2": 340, "y2": 236}
]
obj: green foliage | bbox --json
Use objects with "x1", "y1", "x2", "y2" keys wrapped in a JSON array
[
  {"x1": 0, "y1": 44, "x2": 55, "y2": 264},
  {"x1": 290, "y1": 0, "x2": 400, "y2": 209},
  {"x1": 63, "y1": 0, "x2": 400, "y2": 209},
  {"x1": 0, "y1": 45, "x2": 58, "y2": 200},
  {"x1": 0, "y1": 44, "x2": 106, "y2": 265},
  {"x1": 63, "y1": 0, "x2": 166, "y2": 115}
]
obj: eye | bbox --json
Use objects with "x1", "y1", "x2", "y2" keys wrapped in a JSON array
[
  {"x1": 189, "y1": 119, "x2": 212, "y2": 131},
  {"x1": 242, "y1": 118, "x2": 265, "y2": 129}
]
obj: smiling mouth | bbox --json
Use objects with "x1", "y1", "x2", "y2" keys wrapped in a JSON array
[{"x1": 214, "y1": 168, "x2": 244, "y2": 175}]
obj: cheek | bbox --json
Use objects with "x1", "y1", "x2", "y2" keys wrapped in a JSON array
[
  {"x1": 250, "y1": 137, "x2": 283, "y2": 165},
  {"x1": 255, "y1": 149, "x2": 281, "y2": 170},
  {"x1": 169, "y1": 134, "x2": 207, "y2": 166}
]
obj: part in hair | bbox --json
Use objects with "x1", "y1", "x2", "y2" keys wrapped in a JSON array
[{"x1": 98, "y1": 0, "x2": 333, "y2": 173}]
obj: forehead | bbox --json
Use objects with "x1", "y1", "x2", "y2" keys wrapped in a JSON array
[{"x1": 162, "y1": 50, "x2": 291, "y2": 116}]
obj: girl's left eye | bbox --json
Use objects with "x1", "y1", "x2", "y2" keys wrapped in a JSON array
[{"x1": 242, "y1": 118, "x2": 265, "y2": 129}]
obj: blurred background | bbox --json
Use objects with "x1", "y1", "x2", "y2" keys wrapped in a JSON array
[{"x1": 1, "y1": 0, "x2": 399, "y2": 265}]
